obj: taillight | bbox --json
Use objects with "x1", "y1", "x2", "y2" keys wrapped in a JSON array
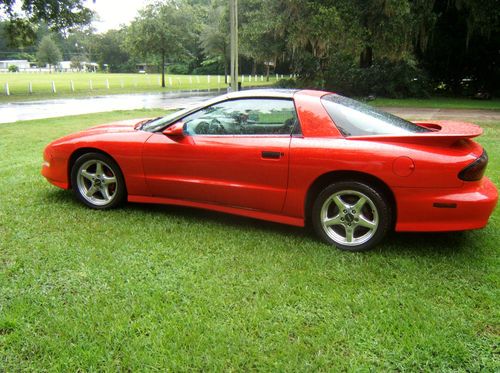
[{"x1": 458, "y1": 150, "x2": 488, "y2": 181}]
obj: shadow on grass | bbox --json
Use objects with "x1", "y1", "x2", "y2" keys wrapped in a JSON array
[
  {"x1": 382, "y1": 231, "x2": 473, "y2": 256},
  {"x1": 43, "y1": 189, "x2": 482, "y2": 257}
]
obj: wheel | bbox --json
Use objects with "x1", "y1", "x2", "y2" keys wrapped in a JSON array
[
  {"x1": 312, "y1": 181, "x2": 391, "y2": 252},
  {"x1": 70, "y1": 152, "x2": 126, "y2": 209}
]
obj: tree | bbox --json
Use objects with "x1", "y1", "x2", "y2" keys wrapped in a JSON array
[
  {"x1": 36, "y1": 35, "x2": 62, "y2": 72},
  {"x1": 0, "y1": 0, "x2": 94, "y2": 46},
  {"x1": 199, "y1": 1, "x2": 229, "y2": 82},
  {"x1": 239, "y1": 0, "x2": 284, "y2": 80},
  {"x1": 127, "y1": 1, "x2": 195, "y2": 87},
  {"x1": 420, "y1": 0, "x2": 500, "y2": 95},
  {"x1": 94, "y1": 29, "x2": 133, "y2": 72}
]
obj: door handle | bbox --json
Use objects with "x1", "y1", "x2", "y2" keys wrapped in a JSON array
[{"x1": 261, "y1": 151, "x2": 283, "y2": 159}]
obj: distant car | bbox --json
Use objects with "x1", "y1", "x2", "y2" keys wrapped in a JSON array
[{"x1": 42, "y1": 89, "x2": 498, "y2": 251}]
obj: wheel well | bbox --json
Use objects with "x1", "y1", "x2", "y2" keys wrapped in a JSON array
[
  {"x1": 304, "y1": 171, "x2": 397, "y2": 227},
  {"x1": 68, "y1": 148, "x2": 118, "y2": 189}
]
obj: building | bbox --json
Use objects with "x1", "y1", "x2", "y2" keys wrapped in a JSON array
[{"x1": 0, "y1": 60, "x2": 31, "y2": 71}]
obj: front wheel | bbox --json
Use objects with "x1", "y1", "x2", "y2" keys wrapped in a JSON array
[
  {"x1": 71, "y1": 152, "x2": 126, "y2": 209},
  {"x1": 312, "y1": 181, "x2": 391, "y2": 252}
]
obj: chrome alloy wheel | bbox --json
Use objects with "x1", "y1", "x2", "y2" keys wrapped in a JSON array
[
  {"x1": 76, "y1": 159, "x2": 118, "y2": 206},
  {"x1": 320, "y1": 190, "x2": 379, "y2": 246}
]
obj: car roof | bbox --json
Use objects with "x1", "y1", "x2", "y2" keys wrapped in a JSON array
[{"x1": 225, "y1": 88, "x2": 299, "y2": 99}]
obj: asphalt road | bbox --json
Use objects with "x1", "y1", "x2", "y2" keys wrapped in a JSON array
[{"x1": 1, "y1": 92, "x2": 499, "y2": 123}]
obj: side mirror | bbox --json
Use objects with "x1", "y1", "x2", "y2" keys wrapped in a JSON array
[{"x1": 163, "y1": 121, "x2": 185, "y2": 137}]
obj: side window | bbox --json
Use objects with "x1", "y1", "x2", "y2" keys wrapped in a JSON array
[{"x1": 183, "y1": 98, "x2": 299, "y2": 135}]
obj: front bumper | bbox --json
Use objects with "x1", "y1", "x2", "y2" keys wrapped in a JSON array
[
  {"x1": 41, "y1": 149, "x2": 70, "y2": 190},
  {"x1": 394, "y1": 177, "x2": 498, "y2": 232}
]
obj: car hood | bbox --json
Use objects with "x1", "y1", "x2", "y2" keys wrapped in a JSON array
[
  {"x1": 84, "y1": 118, "x2": 151, "y2": 134},
  {"x1": 47, "y1": 118, "x2": 152, "y2": 148},
  {"x1": 347, "y1": 120, "x2": 483, "y2": 146}
]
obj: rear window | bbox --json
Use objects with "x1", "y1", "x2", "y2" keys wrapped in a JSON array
[{"x1": 321, "y1": 94, "x2": 430, "y2": 136}]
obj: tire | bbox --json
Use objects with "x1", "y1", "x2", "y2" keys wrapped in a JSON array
[
  {"x1": 312, "y1": 181, "x2": 391, "y2": 252},
  {"x1": 70, "y1": 152, "x2": 126, "y2": 209}
]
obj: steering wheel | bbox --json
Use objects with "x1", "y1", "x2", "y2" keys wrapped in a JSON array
[
  {"x1": 208, "y1": 119, "x2": 225, "y2": 134},
  {"x1": 195, "y1": 121, "x2": 210, "y2": 134}
]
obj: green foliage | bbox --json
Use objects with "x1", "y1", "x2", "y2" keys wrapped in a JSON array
[
  {"x1": 421, "y1": 0, "x2": 500, "y2": 96},
  {"x1": 2, "y1": 0, "x2": 499, "y2": 97},
  {"x1": 93, "y1": 29, "x2": 132, "y2": 73},
  {"x1": 7, "y1": 64, "x2": 19, "y2": 72},
  {"x1": 126, "y1": 1, "x2": 197, "y2": 86},
  {"x1": 166, "y1": 63, "x2": 190, "y2": 75},
  {"x1": 36, "y1": 35, "x2": 62, "y2": 70},
  {"x1": 191, "y1": 59, "x2": 223, "y2": 75},
  {"x1": 0, "y1": 0, "x2": 93, "y2": 46},
  {"x1": 198, "y1": 1, "x2": 229, "y2": 79},
  {"x1": 324, "y1": 59, "x2": 430, "y2": 98}
]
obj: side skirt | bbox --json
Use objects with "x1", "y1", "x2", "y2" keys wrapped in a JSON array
[{"x1": 128, "y1": 195, "x2": 305, "y2": 227}]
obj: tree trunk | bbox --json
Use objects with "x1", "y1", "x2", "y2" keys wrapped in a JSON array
[
  {"x1": 252, "y1": 60, "x2": 257, "y2": 76},
  {"x1": 266, "y1": 63, "x2": 270, "y2": 82},
  {"x1": 161, "y1": 51, "x2": 165, "y2": 88},
  {"x1": 360, "y1": 46, "x2": 373, "y2": 68}
]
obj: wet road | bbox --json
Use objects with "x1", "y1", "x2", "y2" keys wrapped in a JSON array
[{"x1": 0, "y1": 91, "x2": 220, "y2": 124}]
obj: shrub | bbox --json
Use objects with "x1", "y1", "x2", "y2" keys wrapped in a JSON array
[
  {"x1": 324, "y1": 59, "x2": 430, "y2": 98},
  {"x1": 8, "y1": 65, "x2": 19, "y2": 72},
  {"x1": 166, "y1": 64, "x2": 190, "y2": 74}
]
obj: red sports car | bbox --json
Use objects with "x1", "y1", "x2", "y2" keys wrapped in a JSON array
[{"x1": 42, "y1": 89, "x2": 498, "y2": 251}]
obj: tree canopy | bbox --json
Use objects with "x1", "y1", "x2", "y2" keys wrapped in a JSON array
[
  {"x1": 126, "y1": 0, "x2": 196, "y2": 87},
  {"x1": 36, "y1": 34, "x2": 62, "y2": 71},
  {"x1": 0, "y1": 0, "x2": 94, "y2": 46},
  {"x1": 2, "y1": 0, "x2": 498, "y2": 97}
]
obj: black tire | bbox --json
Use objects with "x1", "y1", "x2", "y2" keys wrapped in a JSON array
[
  {"x1": 311, "y1": 181, "x2": 391, "y2": 252},
  {"x1": 70, "y1": 152, "x2": 126, "y2": 209}
]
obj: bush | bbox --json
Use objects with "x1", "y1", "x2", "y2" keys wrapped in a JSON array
[
  {"x1": 8, "y1": 65, "x2": 19, "y2": 72},
  {"x1": 324, "y1": 59, "x2": 430, "y2": 98},
  {"x1": 273, "y1": 78, "x2": 299, "y2": 89},
  {"x1": 166, "y1": 63, "x2": 190, "y2": 75}
]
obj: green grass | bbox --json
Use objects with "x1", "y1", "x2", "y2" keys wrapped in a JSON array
[
  {"x1": 370, "y1": 96, "x2": 500, "y2": 110},
  {"x1": 0, "y1": 72, "x2": 277, "y2": 102},
  {"x1": 0, "y1": 111, "x2": 498, "y2": 371}
]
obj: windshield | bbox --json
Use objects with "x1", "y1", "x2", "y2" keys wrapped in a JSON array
[
  {"x1": 321, "y1": 94, "x2": 430, "y2": 136},
  {"x1": 140, "y1": 106, "x2": 195, "y2": 132}
]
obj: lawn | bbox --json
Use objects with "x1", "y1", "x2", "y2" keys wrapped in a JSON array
[
  {"x1": 0, "y1": 72, "x2": 277, "y2": 102},
  {"x1": 0, "y1": 111, "x2": 498, "y2": 371}
]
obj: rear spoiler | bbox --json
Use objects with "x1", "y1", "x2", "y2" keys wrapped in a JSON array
[{"x1": 347, "y1": 121, "x2": 483, "y2": 146}]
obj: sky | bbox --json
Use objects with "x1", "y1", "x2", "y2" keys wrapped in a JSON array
[{"x1": 84, "y1": 0, "x2": 150, "y2": 33}]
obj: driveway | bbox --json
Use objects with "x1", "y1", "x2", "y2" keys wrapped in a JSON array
[{"x1": 381, "y1": 107, "x2": 500, "y2": 122}]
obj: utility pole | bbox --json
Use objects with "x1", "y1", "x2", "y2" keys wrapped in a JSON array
[{"x1": 230, "y1": 0, "x2": 238, "y2": 91}]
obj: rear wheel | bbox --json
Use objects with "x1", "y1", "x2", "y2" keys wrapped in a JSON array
[
  {"x1": 312, "y1": 181, "x2": 391, "y2": 251},
  {"x1": 71, "y1": 152, "x2": 126, "y2": 209}
]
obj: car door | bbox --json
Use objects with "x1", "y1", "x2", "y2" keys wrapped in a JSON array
[{"x1": 142, "y1": 98, "x2": 299, "y2": 213}]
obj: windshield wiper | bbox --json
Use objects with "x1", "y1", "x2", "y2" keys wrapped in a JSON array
[{"x1": 138, "y1": 117, "x2": 163, "y2": 131}]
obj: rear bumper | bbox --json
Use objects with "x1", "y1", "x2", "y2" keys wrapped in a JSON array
[{"x1": 394, "y1": 177, "x2": 498, "y2": 232}]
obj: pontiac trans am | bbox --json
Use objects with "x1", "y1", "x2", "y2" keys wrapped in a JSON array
[{"x1": 42, "y1": 89, "x2": 498, "y2": 251}]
